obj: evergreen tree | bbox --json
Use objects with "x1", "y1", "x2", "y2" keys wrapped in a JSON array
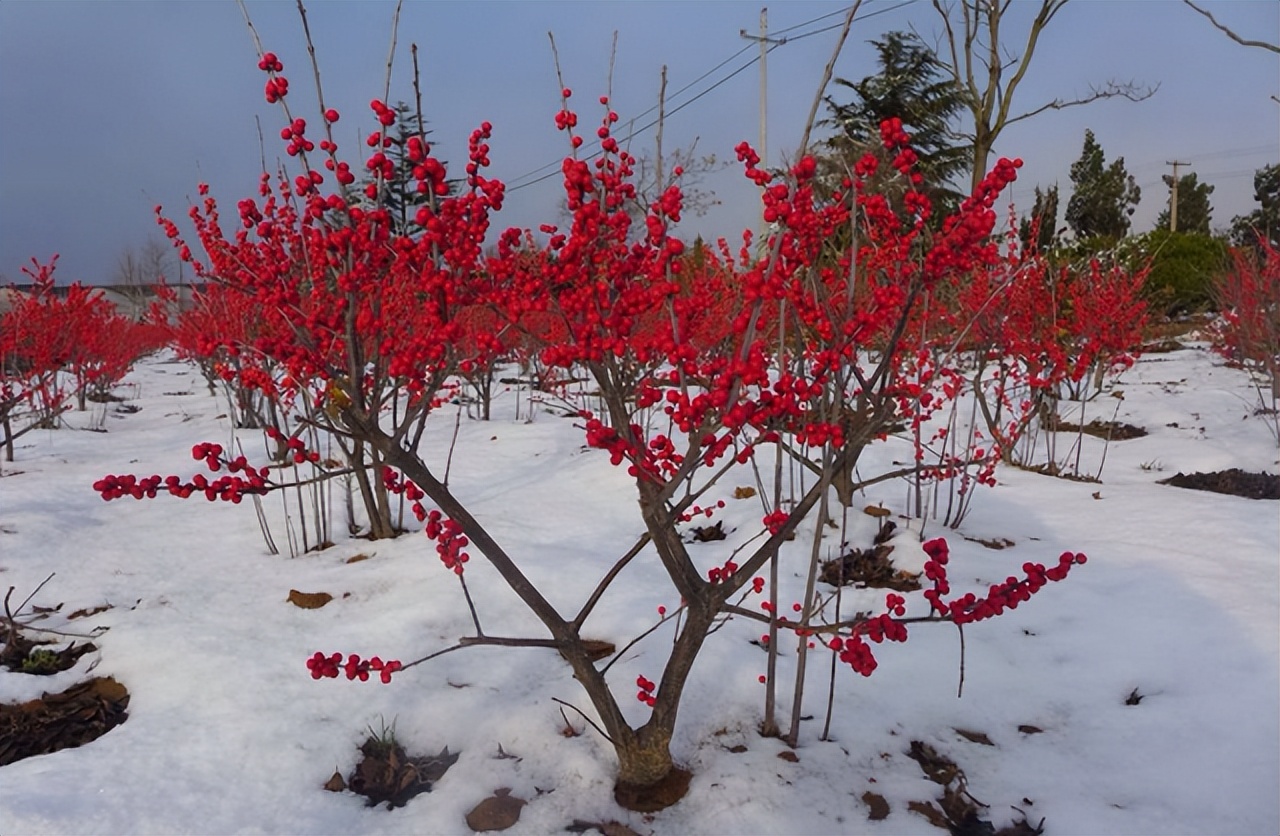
[
  {"x1": 1065, "y1": 129, "x2": 1141, "y2": 240},
  {"x1": 820, "y1": 31, "x2": 970, "y2": 220},
  {"x1": 360, "y1": 102, "x2": 450, "y2": 236},
  {"x1": 1229, "y1": 163, "x2": 1280, "y2": 252},
  {"x1": 1156, "y1": 172, "x2": 1214, "y2": 234}
]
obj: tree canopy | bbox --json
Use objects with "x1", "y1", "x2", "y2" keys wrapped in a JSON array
[
  {"x1": 1065, "y1": 129, "x2": 1141, "y2": 240},
  {"x1": 821, "y1": 30, "x2": 970, "y2": 217},
  {"x1": 1230, "y1": 164, "x2": 1280, "y2": 252}
]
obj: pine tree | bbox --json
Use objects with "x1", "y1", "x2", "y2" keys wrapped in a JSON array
[
  {"x1": 820, "y1": 31, "x2": 970, "y2": 220},
  {"x1": 1065, "y1": 129, "x2": 1141, "y2": 240},
  {"x1": 360, "y1": 102, "x2": 450, "y2": 236}
]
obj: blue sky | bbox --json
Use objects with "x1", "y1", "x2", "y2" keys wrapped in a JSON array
[{"x1": 1, "y1": 0, "x2": 1276, "y2": 284}]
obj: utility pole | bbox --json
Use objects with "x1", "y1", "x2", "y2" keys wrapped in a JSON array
[
  {"x1": 1166, "y1": 160, "x2": 1189, "y2": 231},
  {"x1": 741, "y1": 8, "x2": 785, "y2": 240}
]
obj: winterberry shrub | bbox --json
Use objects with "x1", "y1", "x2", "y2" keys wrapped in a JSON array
[{"x1": 95, "y1": 25, "x2": 1091, "y2": 809}]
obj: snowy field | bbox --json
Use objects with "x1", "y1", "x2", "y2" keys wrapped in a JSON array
[{"x1": 1, "y1": 343, "x2": 1277, "y2": 835}]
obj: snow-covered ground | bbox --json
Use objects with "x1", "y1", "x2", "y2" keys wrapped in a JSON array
[{"x1": 1, "y1": 344, "x2": 1276, "y2": 835}]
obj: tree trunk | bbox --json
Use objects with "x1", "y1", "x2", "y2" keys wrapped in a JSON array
[
  {"x1": 349, "y1": 441, "x2": 395, "y2": 540},
  {"x1": 369, "y1": 447, "x2": 397, "y2": 537},
  {"x1": 613, "y1": 728, "x2": 675, "y2": 787},
  {"x1": 970, "y1": 124, "x2": 993, "y2": 194},
  {"x1": 610, "y1": 599, "x2": 715, "y2": 808}
]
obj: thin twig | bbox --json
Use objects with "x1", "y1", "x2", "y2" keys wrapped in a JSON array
[
  {"x1": 599, "y1": 605, "x2": 685, "y2": 676},
  {"x1": 459, "y1": 635, "x2": 561, "y2": 649},
  {"x1": 443, "y1": 403, "x2": 463, "y2": 488},
  {"x1": 456, "y1": 572, "x2": 484, "y2": 636},
  {"x1": 398, "y1": 642, "x2": 468, "y2": 670},
  {"x1": 381, "y1": 1, "x2": 404, "y2": 111},
  {"x1": 12, "y1": 572, "x2": 56, "y2": 616},
  {"x1": 795, "y1": 0, "x2": 863, "y2": 158},
  {"x1": 399, "y1": 633, "x2": 563, "y2": 672},
  {"x1": 551, "y1": 697, "x2": 615, "y2": 744}
]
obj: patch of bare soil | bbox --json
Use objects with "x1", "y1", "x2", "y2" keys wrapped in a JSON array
[
  {"x1": 0, "y1": 638, "x2": 97, "y2": 675},
  {"x1": 1158, "y1": 469, "x2": 1280, "y2": 500},
  {"x1": 1015, "y1": 462, "x2": 1101, "y2": 483},
  {"x1": 687, "y1": 521, "x2": 726, "y2": 542},
  {"x1": 1046, "y1": 416, "x2": 1147, "y2": 440},
  {"x1": 1143, "y1": 313, "x2": 1214, "y2": 342},
  {"x1": 0, "y1": 677, "x2": 130, "y2": 766},
  {"x1": 1141, "y1": 339, "x2": 1187, "y2": 354},
  {"x1": 326, "y1": 738, "x2": 459, "y2": 809},
  {"x1": 905, "y1": 740, "x2": 1044, "y2": 836},
  {"x1": 820, "y1": 522, "x2": 921, "y2": 591}
]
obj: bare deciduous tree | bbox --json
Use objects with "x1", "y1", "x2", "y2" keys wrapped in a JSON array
[
  {"x1": 930, "y1": 0, "x2": 1158, "y2": 191},
  {"x1": 113, "y1": 237, "x2": 171, "y2": 319}
]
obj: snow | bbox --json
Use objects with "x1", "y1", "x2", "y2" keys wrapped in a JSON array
[{"x1": 1, "y1": 344, "x2": 1277, "y2": 835}]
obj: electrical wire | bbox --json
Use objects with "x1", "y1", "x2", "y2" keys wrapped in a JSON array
[
  {"x1": 1128, "y1": 144, "x2": 1277, "y2": 173},
  {"x1": 504, "y1": 0, "x2": 919, "y2": 194},
  {"x1": 506, "y1": 44, "x2": 783, "y2": 193},
  {"x1": 503, "y1": 43, "x2": 757, "y2": 187}
]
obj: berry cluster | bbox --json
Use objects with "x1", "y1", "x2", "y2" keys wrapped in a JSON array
[
  {"x1": 921, "y1": 537, "x2": 1086, "y2": 624},
  {"x1": 635, "y1": 674, "x2": 657, "y2": 707},
  {"x1": 706, "y1": 559, "x2": 738, "y2": 584},
  {"x1": 257, "y1": 52, "x2": 288, "y2": 103},
  {"x1": 678, "y1": 500, "x2": 725, "y2": 523},
  {"x1": 307, "y1": 652, "x2": 403, "y2": 683},
  {"x1": 424, "y1": 510, "x2": 470, "y2": 574},
  {"x1": 280, "y1": 118, "x2": 313, "y2": 158},
  {"x1": 264, "y1": 427, "x2": 324, "y2": 466},
  {"x1": 94, "y1": 440, "x2": 270, "y2": 503}
]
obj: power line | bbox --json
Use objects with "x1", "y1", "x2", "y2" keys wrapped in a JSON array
[
  {"x1": 505, "y1": 0, "x2": 918, "y2": 194},
  {"x1": 773, "y1": 0, "x2": 916, "y2": 36},
  {"x1": 1186, "y1": 144, "x2": 1276, "y2": 163},
  {"x1": 771, "y1": 5, "x2": 857, "y2": 36},
  {"x1": 507, "y1": 44, "x2": 783, "y2": 193},
  {"x1": 1128, "y1": 144, "x2": 1276, "y2": 172},
  {"x1": 1198, "y1": 166, "x2": 1271, "y2": 179},
  {"x1": 503, "y1": 43, "x2": 756, "y2": 187}
]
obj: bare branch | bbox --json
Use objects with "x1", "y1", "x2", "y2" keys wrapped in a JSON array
[
  {"x1": 571, "y1": 533, "x2": 652, "y2": 631},
  {"x1": 1003, "y1": 80, "x2": 1160, "y2": 127},
  {"x1": 932, "y1": 0, "x2": 1154, "y2": 190},
  {"x1": 797, "y1": 0, "x2": 863, "y2": 158},
  {"x1": 399, "y1": 634, "x2": 563, "y2": 672},
  {"x1": 1183, "y1": 0, "x2": 1280, "y2": 53},
  {"x1": 599, "y1": 605, "x2": 685, "y2": 676}
]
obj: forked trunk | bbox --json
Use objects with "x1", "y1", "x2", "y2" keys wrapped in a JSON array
[{"x1": 602, "y1": 603, "x2": 715, "y2": 811}]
